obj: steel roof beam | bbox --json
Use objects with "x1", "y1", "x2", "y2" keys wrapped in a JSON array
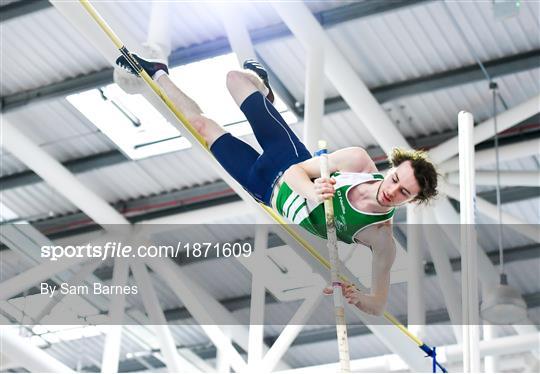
[
  {"x1": 0, "y1": 0, "x2": 50, "y2": 23},
  {"x1": 310, "y1": 50, "x2": 540, "y2": 115}
]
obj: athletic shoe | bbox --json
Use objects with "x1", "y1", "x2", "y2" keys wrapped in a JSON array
[
  {"x1": 243, "y1": 59, "x2": 274, "y2": 103},
  {"x1": 116, "y1": 53, "x2": 169, "y2": 77}
]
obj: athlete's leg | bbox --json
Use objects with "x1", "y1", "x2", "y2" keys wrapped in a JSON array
[
  {"x1": 155, "y1": 75, "x2": 225, "y2": 146},
  {"x1": 115, "y1": 54, "x2": 297, "y2": 204},
  {"x1": 226, "y1": 62, "x2": 309, "y2": 158},
  {"x1": 116, "y1": 54, "x2": 225, "y2": 146},
  {"x1": 226, "y1": 70, "x2": 269, "y2": 107}
]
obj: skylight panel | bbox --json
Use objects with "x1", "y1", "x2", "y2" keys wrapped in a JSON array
[{"x1": 67, "y1": 53, "x2": 296, "y2": 160}]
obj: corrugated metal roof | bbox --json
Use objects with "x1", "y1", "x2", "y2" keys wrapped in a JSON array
[
  {"x1": 1, "y1": 1, "x2": 538, "y2": 371},
  {"x1": 500, "y1": 197, "x2": 540, "y2": 224},
  {"x1": 0, "y1": 7, "x2": 108, "y2": 95},
  {"x1": 2, "y1": 99, "x2": 115, "y2": 172},
  {"x1": 259, "y1": 1, "x2": 539, "y2": 101},
  {"x1": 0, "y1": 2, "x2": 342, "y2": 95}
]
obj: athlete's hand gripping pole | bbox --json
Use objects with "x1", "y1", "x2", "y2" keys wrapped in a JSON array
[{"x1": 318, "y1": 140, "x2": 351, "y2": 373}]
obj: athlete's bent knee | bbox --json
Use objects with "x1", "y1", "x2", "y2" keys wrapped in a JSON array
[{"x1": 226, "y1": 70, "x2": 245, "y2": 89}]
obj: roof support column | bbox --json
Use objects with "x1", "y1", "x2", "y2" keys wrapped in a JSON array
[
  {"x1": 271, "y1": 2, "x2": 410, "y2": 154},
  {"x1": 147, "y1": 2, "x2": 171, "y2": 57},
  {"x1": 0, "y1": 255, "x2": 92, "y2": 301},
  {"x1": 217, "y1": 3, "x2": 256, "y2": 65},
  {"x1": 101, "y1": 257, "x2": 130, "y2": 374},
  {"x1": 261, "y1": 289, "x2": 323, "y2": 372},
  {"x1": 406, "y1": 206, "x2": 426, "y2": 340},
  {"x1": 145, "y1": 257, "x2": 248, "y2": 373},
  {"x1": 216, "y1": 337, "x2": 232, "y2": 373},
  {"x1": 431, "y1": 198, "x2": 539, "y2": 355},
  {"x1": 1, "y1": 117, "x2": 126, "y2": 225},
  {"x1": 423, "y1": 207, "x2": 462, "y2": 342},
  {"x1": 248, "y1": 225, "x2": 268, "y2": 371},
  {"x1": 483, "y1": 324, "x2": 499, "y2": 372},
  {"x1": 130, "y1": 260, "x2": 199, "y2": 373}
]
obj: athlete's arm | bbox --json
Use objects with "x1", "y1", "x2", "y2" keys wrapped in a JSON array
[
  {"x1": 283, "y1": 147, "x2": 376, "y2": 202},
  {"x1": 344, "y1": 223, "x2": 396, "y2": 316}
]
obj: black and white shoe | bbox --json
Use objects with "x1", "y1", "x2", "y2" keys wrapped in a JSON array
[
  {"x1": 243, "y1": 59, "x2": 274, "y2": 103},
  {"x1": 116, "y1": 53, "x2": 169, "y2": 77}
]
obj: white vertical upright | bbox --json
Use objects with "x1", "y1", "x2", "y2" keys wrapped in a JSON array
[
  {"x1": 303, "y1": 45, "x2": 324, "y2": 153},
  {"x1": 424, "y1": 207, "x2": 463, "y2": 342},
  {"x1": 406, "y1": 205, "x2": 425, "y2": 340},
  {"x1": 216, "y1": 338, "x2": 231, "y2": 373},
  {"x1": 260, "y1": 290, "x2": 323, "y2": 372},
  {"x1": 101, "y1": 257, "x2": 130, "y2": 373},
  {"x1": 483, "y1": 322, "x2": 499, "y2": 372},
  {"x1": 130, "y1": 261, "x2": 196, "y2": 373},
  {"x1": 458, "y1": 111, "x2": 480, "y2": 372},
  {"x1": 248, "y1": 224, "x2": 268, "y2": 370}
]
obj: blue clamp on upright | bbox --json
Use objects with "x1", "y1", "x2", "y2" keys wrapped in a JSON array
[
  {"x1": 314, "y1": 148, "x2": 327, "y2": 157},
  {"x1": 420, "y1": 344, "x2": 448, "y2": 373}
]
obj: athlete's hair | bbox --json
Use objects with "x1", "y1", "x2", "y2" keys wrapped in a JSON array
[{"x1": 389, "y1": 148, "x2": 438, "y2": 204}]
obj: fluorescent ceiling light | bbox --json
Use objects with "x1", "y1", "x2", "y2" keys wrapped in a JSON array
[{"x1": 67, "y1": 53, "x2": 296, "y2": 160}]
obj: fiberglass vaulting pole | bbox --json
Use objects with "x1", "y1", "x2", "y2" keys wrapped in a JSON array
[
  {"x1": 458, "y1": 111, "x2": 481, "y2": 373},
  {"x1": 318, "y1": 140, "x2": 350, "y2": 372}
]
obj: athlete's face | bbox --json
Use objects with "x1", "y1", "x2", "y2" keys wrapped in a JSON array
[{"x1": 377, "y1": 161, "x2": 421, "y2": 207}]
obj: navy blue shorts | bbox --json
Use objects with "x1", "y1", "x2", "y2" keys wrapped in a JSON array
[{"x1": 210, "y1": 92, "x2": 311, "y2": 205}]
